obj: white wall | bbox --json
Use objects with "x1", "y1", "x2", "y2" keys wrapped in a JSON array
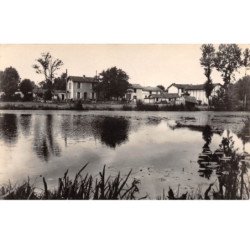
[
  {"x1": 188, "y1": 90, "x2": 208, "y2": 104},
  {"x1": 168, "y1": 85, "x2": 179, "y2": 94},
  {"x1": 66, "y1": 80, "x2": 96, "y2": 100}
]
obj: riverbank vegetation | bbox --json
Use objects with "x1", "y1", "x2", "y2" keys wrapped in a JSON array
[
  {"x1": 200, "y1": 44, "x2": 250, "y2": 111},
  {"x1": 0, "y1": 164, "x2": 143, "y2": 200}
]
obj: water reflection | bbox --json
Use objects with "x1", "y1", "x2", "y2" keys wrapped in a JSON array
[
  {"x1": 0, "y1": 114, "x2": 18, "y2": 145},
  {"x1": 92, "y1": 117, "x2": 130, "y2": 148},
  {"x1": 33, "y1": 114, "x2": 61, "y2": 161},
  {"x1": 197, "y1": 125, "x2": 214, "y2": 179},
  {"x1": 237, "y1": 118, "x2": 250, "y2": 152},
  {"x1": 19, "y1": 114, "x2": 32, "y2": 137},
  {"x1": 0, "y1": 111, "x2": 249, "y2": 199}
]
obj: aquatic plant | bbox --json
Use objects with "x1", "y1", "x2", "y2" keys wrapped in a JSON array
[{"x1": 0, "y1": 164, "x2": 142, "y2": 200}]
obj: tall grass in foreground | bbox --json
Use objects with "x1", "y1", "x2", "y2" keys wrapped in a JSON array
[{"x1": 0, "y1": 164, "x2": 143, "y2": 200}]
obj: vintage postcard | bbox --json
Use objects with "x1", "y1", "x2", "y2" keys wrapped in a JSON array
[{"x1": 0, "y1": 44, "x2": 249, "y2": 200}]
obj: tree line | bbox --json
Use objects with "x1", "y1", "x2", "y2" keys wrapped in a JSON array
[
  {"x1": 0, "y1": 52, "x2": 131, "y2": 101},
  {"x1": 200, "y1": 44, "x2": 250, "y2": 110},
  {"x1": 1, "y1": 46, "x2": 249, "y2": 108}
]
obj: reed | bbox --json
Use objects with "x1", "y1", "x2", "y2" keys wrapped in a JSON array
[{"x1": 0, "y1": 164, "x2": 142, "y2": 200}]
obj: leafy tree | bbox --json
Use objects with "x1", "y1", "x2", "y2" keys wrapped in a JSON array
[
  {"x1": 242, "y1": 48, "x2": 250, "y2": 76},
  {"x1": 19, "y1": 79, "x2": 34, "y2": 99},
  {"x1": 0, "y1": 70, "x2": 3, "y2": 90},
  {"x1": 1, "y1": 67, "x2": 20, "y2": 98},
  {"x1": 33, "y1": 52, "x2": 63, "y2": 83},
  {"x1": 234, "y1": 75, "x2": 250, "y2": 109},
  {"x1": 95, "y1": 67, "x2": 129, "y2": 100},
  {"x1": 211, "y1": 85, "x2": 240, "y2": 111},
  {"x1": 53, "y1": 73, "x2": 67, "y2": 90},
  {"x1": 200, "y1": 44, "x2": 216, "y2": 101},
  {"x1": 44, "y1": 89, "x2": 53, "y2": 101},
  {"x1": 214, "y1": 44, "x2": 242, "y2": 88},
  {"x1": 157, "y1": 85, "x2": 165, "y2": 91}
]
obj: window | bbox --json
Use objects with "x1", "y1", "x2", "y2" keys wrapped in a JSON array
[
  {"x1": 77, "y1": 82, "x2": 81, "y2": 89},
  {"x1": 134, "y1": 88, "x2": 136, "y2": 93},
  {"x1": 84, "y1": 92, "x2": 87, "y2": 100},
  {"x1": 133, "y1": 96, "x2": 137, "y2": 100},
  {"x1": 68, "y1": 82, "x2": 71, "y2": 89},
  {"x1": 77, "y1": 92, "x2": 80, "y2": 99}
]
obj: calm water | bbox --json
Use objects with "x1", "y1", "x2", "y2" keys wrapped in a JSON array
[{"x1": 0, "y1": 110, "x2": 249, "y2": 197}]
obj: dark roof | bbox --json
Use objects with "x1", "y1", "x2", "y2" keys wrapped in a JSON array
[
  {"x1": 130, "y1": 83, "x2": 143, "y2": 89},
  {"x1": 68, "y1": 75, "x2": 99, "y2": 83},
  {"x1": 148, "y1": 93, "x2": 179, "y2": 99},
  {"x1": 168, "y1": 83, "x2": 221, "y2": 91},
  {"x1": 143, "y1": 86, "x2": 161, "y2": 92}
]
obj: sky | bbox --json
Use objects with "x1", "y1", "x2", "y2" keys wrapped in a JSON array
[{"x1": 0, "y1": 44, "x2": 249, "y2": 88}]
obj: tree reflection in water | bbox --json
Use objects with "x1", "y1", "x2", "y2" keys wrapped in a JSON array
[
  {"x1": 198, "y1": 128, "x2": 250, "y2": 199},
  {"x1": 237, "y1": 117, "x2": 250, "y2": 152},
  {"x1": 33, "y1": 114, "x2": 61, "y2": 161},
  {"x1": 197, "y1": 125, "x2": 214, "y2": 179},
  {"x1": 92, "y1": 116, "x2": 130, "y2": 148},
  {"x1": 0, "y1": 114, "x2": 18, "y2": 145}
]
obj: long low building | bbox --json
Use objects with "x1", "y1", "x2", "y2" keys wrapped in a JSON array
[
  {"x1": 167, "y1": 83, "x2": 221, "y2": 105},
  {"x1": 125, "y1": 84, "x2": 162, "y2": 102}
]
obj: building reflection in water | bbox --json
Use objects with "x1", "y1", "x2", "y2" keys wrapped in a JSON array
[{"x1": 19, "y1": 114, "x2": 32, "y2": 137}]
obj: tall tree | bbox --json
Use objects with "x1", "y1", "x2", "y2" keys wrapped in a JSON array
[
  {"x1": 19, "y1": 79, "x2": 35, "y2": 99},
  {"x1": 33, "y1": 52, "x2": 63, "y2": 84},
  {"x1": 95, "y1": 67, "x2": 129, "y2": 100},
  {"x1": 1, "y1": 67, "x2": 20, "y2": 98},
  {"x1": 234, "y1": 75, "x2": 250, "y2": 109},
  {"x1": 214, "y1": 44, "x2": 242, "y2": 88},
  {"x1": 0, "y1": 70, "x2": 3, "y2": 90},
  {"x1": 200, "y1": 44, "x2": 216, "y2": 101},
  {"x1": 242, "y1": 48, "x2": 250, "y2": 76},
  {"x1": 53, "y1": 73, "x2": 67, "y2": 90}
]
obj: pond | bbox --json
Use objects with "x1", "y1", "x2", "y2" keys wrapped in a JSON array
[{"x1": 0, "y1": 110, "x2": 249, "y2": 198}]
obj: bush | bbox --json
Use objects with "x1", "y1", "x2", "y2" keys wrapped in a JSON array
[
  {"x1": 74, "y1": 100, "x2": 83, "y2": 110},
  {"x1": 136, "y1": 100, "x2": 159, "y2": 111},
  {"x1": 122, "y1": 104, "x2": 133, "y2": 111}
]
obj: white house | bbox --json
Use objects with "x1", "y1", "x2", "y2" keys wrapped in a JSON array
[
  {"x1": 167, "y1": 83, "x2": 221, "y2": 105},
  {"x1": 144, "y1": 93, "x2": 179, "y2": 104},
  {"x1": 125, "y1": 84, "x2": 162, "y2": 102},
  {"x1": 66, "y1": 75, "x2": 98, "y2": 101}
]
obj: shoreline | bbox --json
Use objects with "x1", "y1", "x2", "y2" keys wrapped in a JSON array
[{"x1": 0, "y1": 101, "x2": 248, "y2": 112}]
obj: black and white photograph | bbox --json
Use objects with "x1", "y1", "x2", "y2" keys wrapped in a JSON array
[
  {"x1": 0, "y1": 1, "x2": 249, "y2": 250},
  {"x1": 0, "y1": 44, "x2": 249, "y2": 200}
]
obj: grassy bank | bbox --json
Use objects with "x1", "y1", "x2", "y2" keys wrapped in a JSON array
[
  {"x1": 0, "y1": 101, "x2": 127, "y2": 111},
  {"x1": 0, "y1": 101, "x2": 202, "y2": 111}
]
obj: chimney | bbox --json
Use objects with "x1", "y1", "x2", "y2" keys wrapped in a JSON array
[{"x1": 83, "y1": 75, "x2": 85, "y2": 78}]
